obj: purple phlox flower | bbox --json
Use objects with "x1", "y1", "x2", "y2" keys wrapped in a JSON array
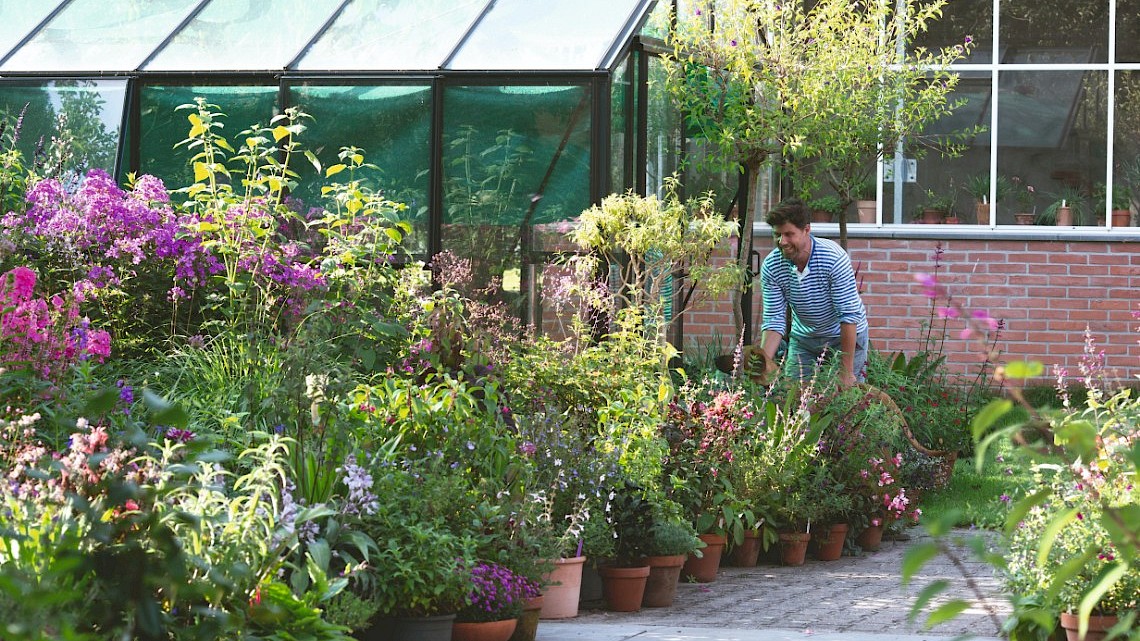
[
  {"x1": 999, "y1": 494, "x2": 1011, "y2": 503},
  {"x1": 164, "y1": 427, "x2": 196, "y2": 443}
]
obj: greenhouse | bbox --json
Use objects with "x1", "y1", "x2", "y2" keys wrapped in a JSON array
[{"x1": 0, "y1": 0, "x2": 731, "y2": 334}]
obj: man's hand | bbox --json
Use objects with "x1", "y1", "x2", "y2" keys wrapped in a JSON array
[{"x1": 838, "y1": 369, "x2": 856, "y2": 389}]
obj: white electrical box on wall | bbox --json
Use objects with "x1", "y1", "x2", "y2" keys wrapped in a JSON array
[{"x1": 884, "y1": 159, "x2": 917, "y2": 183}]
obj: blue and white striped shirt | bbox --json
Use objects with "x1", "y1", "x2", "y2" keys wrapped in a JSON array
[{"x1": 760, "y1": 235, "x2": 868, "y2": 339}]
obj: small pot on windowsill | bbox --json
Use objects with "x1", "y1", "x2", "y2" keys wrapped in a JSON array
[
  {"x1": 920, "y1": 208, "x2": 944, "y2": 224},
  {"x1": 1014, "y1": 212, "x2": 1035, "y2": 225}
]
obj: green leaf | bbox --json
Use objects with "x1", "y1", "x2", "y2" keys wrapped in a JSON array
[
  {"x1": 902, "y1": 541, "x2": 940, "y2": 585},
  {"x1": 1004, "y1": 360, "x2": 1045, "y2": 379},
  {"x1": 82, "y1": 387, "x2": 121, "y2": 416},
  {"x1": 142, "y1": 389, "x2": 189, "y2": 429},
  {"x1": 1004, "y1": 489, "x2": 1052, "y2": 534},
  {"x1": 971, "y1": 398, "x2": 1013, "y2": 440},
  {"x1": 1077, "y1": 563, "x2": 1128, "y2": 627},
  {"x1": 924, "y1": 509, "x2": 962, "y2": 537},
  {"x1": 924, "y1": 600, "x2": 971, "y2": 628},
  {"x1": 1037, "y1": 507, "x2": 1078, "y2": 566},
  {"x1": 908, "y1": 579, "x2": 950, "y2": 623},
  {"x1": 1055, "y1": 419, "x2": 1097, "y2": 460}
]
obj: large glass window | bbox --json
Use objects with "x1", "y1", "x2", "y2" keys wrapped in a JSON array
[
  {"x1": 1, "y1": 0, "x2": 196, "y2": 72},
  {"x1": 1117, "y1": 0, "x2": 1140, "y2": 62},
  {"x1": 997, "y1": 70, "x2": 1107, "y2": 226},
  {"x1": 999, "y1": 0, "x2": 1109, "y2": 64},
  {"x1": 646, "y1": 56, "x2": 680, "y2": 199},
  {"x1": 287, "y1": 84, "x2": 432, "y2": 252},
  {"x1": 611, "y1": 54, "x2": 635, "y2": 196},
  {"x1": 137, "y1": 85, "x2": 278, "y2": 191},
  {"x1": 0, "y1": 79, "x2": 126, "y2": 179},
  {"x1": 145, "y1": 0, "x2": 343, "y2": 71},
  {"x1": 441, "y1": 83, "x2": 592, "y2": 318}
]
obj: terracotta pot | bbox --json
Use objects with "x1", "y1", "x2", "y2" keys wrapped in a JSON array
[
  {"x1": 811, "y1": 210, "x2": 833, "y2": 223},
  {"x1": 682, "y1": 533, "x2": 726, "y2": 583},
  {"x1": 778, "y1": 531, "x2": 811, "y2": 566},
  {"x1": 365, "y1": 613, "x2": 455, "y2": 641},
  {"x1": 642, "y1": 554, "x2": 686, "y2": 608},
  {"x1": 856, "y1": 524, "x2": 884, "y2": 551},
  {"x1": 856, "y1": 199, "x2": 876, "y2": 223},
  {"x1": 508, "y1": 596, "x2": 543, "y2": 641},
  {"x1": 1014, "y1": 212, "x2": 1035, "y2": 225},
  {"x1": 539, "y1": 556, "x2": 586, "y2": 619},
  {"x1": 598, "y1": 565, "x2": 650, "y2": 612},
  {"x1": 814, "y1": 523, "x2": 849, "y2": 561},
  {"x1": 974, "y1": 201, "x2": 990, "y2": 224},
  {"x1": 1055, "y1": 205, "x2": 1073, "y2": 226},
  {"x1": 920, "y1": 208, "x2": 944, "y2": 224},
  {"x1": 452, "y1": 618, "x2": 518, "y2": 641},
  {"x1": 1111, "y1": 208, "x2": 1131, "y2": 227},
  {"x1": 1059, "y1": 612, "x2": 1119, "y2": 641},
  {"x1": 729, "y1": 528, "x2": 762, "y2": 567}
]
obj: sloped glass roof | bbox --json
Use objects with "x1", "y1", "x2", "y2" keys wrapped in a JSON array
[
  {"x1": 1, "y1": 0, "x2": 197, "y2": 73},
  {"x1": 0, "y1": 4, "x2": 64, "y2": 64},
  {"x1": 447, "y1": 0, "x2": 644, "y2": 70},
  {"x1": 145, "y1": 0, "x2": 344, "y2": 71},
  {"x1": 295, "y1": 0, "x2": 488, "y2": 72},
  {"x1": 0, "y1": 0, "x2": 656, "y2": 74}
]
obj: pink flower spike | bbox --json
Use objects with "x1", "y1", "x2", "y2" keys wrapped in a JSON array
[
  {"x1": 971, "y1": 309, "x2": 1000, "y2": 331},
  {"x1": 959, "y1": 328, "x2": 973, "y2": 340},
  {"x1": 936, "y1": 306, "x2": 959, "y2": 319}
]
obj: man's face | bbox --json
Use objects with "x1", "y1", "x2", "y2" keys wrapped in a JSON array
[{"x1": 773, "y1": 222, "x2": 811, "y2": 266}]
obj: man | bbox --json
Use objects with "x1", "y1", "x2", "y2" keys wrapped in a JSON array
[{"x1": 758, "y1": 198, "x2": 868, "y2": 387}]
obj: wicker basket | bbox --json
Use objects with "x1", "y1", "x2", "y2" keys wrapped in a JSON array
[{"x1": 815, "y1": 384, "x2": 958, "y2": 490}]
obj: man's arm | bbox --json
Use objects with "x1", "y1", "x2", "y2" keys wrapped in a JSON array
[
  {"x1": 838, "y1": 322, "x2": 857, "y2": 388},
  {"x1": 760, "y1": 328, "x2": 783, "y2": 361}
]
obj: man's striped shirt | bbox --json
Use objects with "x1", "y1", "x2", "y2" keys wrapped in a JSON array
[{"x1": 760, "y1": 235, "x2": 868, "y2": 339}]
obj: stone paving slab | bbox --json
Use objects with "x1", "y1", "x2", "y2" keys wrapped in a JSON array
[{"x1": 536, "y1": 530, "x2": 1010, "y2": 641}]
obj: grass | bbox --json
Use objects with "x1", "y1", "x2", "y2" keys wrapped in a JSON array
[{"x1": 917, "y1": 404, "x2": 1037, "y2": 530}]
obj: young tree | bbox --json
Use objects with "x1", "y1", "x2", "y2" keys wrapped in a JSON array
[{"x1": 664, "y1": 0, "x2": 973, "y2": 337}]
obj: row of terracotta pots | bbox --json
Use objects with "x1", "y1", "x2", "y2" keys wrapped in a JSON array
[{"x1": 538, "y1": 523, "x2": 884, "y2": 622}]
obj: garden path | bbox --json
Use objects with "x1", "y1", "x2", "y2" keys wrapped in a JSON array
[{"x1": 536, "y1": 529, "x2": 1010, "y2": 641}]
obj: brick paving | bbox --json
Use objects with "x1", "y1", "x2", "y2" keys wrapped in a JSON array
[{"x1": 537, "y1": 529, "x2": 1011, "y2": 641}]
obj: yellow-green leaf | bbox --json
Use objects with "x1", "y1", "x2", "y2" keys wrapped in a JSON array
[
  {"x1": 196, "y1": 221, "x2": 219, "y2": 232},
  {"x1": 1004, "y1": 360, "x2": 1045, "y2": 379},
  {"x1": 924, "y1": 600, "x2": 970, "y2": 628},
  {"x1": 325, "y1": 164, "x2": 347, "y2": 178},
  {"x1": 902, "y1": 541, "x2": 940, "y2": 585},
  {"x1": 193, "y1": 162, "x2": 210, "y2": 182},
  {"x1": 272, "y1": 125, "x2": 291, "y2": 142},
  {"x1": 268, "y1": 177, "x2": 282, "y2": 193},
  {"x1": 1037, "y1": 507, "x2": 1079, "y2": 566}
]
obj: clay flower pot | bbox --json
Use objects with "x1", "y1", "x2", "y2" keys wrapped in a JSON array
[
  {"x1": 1059, "y1": 612, "x2": 1119, "y2": 641},
  {"x1": 778, "y1": 531, "x2": 811, "y2": 566},
  {"x1": 539, "y1": 556, "x2": 586, "y2": 619},
  {"x1": 729, "y1": 528, "x2": 762, "y2": 567},
  {"x1": 642, "y1": 554, "x2": 686, "y2": 608},
  {"x1": 598, "y1": 565, "x2": 650, "y2": 612},
  {"x1": 452, "y1": 619, "x2": 518, "y2": 641},
  {"x1": 856, "y1": 523, "x2": 884, "y2": 551},
  {"x1": 815, "y1": 523, "x2": 849, "y2": 561},
  {"x1": 682, "y1": 533, "x2": 726, "y2": 582}
]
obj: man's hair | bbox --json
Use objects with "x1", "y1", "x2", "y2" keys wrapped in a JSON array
[{"x1": 765, "y1": 197, "x2": 810, "y2": 229}]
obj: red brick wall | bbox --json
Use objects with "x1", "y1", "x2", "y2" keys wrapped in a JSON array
[{"x1": 681, "y1": 234, "x2": 1140, "y2": 385}]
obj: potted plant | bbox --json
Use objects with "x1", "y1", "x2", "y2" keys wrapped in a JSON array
[
  {"x1": 851, "y1": 176, "x2": 877, "y2": 224},
  {"x1": 641, "y1": 510, "x2": 701, "y2": 608},
  {"x1": 1038, "y1": 185, "x2": 1089, "y2": 226},
  {"x1": 915, "y1": 188, "x2": 957, "y2": 224},
  {"x1": 1008, "y1": 176, "x2": 1037, "y2": 224},
  {"x1": 803, "y1": 466, "x2": 855, "y2": 561},
  {"x1": 1092, "y1": 182, "x2": 1133, "y2": 227},
  {"x1": 453, "y1": 562, "x2": 543, "y2": 641},
  {"x1": 963, "y1": 173, "x2": 1011, "y2": 224},
  {"x1": 807, "y1": 194, "x2": 844, "y2": 223},
  {"x1": 597, "y1": 478, "x2": 654, "y2": 612}
]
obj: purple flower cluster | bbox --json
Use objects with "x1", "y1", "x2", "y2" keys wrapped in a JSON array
[
  {"x1": 336, "y1": 454, "x2": 379, "y2": 516},
  {"x1": 457, "y1": 561, "x2": 541, "y2": 623}
]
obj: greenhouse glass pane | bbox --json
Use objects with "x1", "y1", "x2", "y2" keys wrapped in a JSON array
[
  {"x1": 610, "y1": 54, "x2": 634, "y2": 194},
  {"x1": 640, "y1": 0, "x2": 672, "y2": 39},
  {"x1": 138, "y1": 85, "x2": 278, "y2": 191},
  {"x1": 449, "y1": 0, "x2": 641, "y2": 70},
  {"x1": 0, "y1": 3, "x2": 64, "y2": 61},
  {"x1": 646, "y1": 56, "x2": 679, "y2": 199},
  {"x1": 442, "y1": 84, "x2": 592, "y2": 318},
  {"x1": 287, "y1": 84, "x2": 432, "y2": 253},
  {"x1": 296, "y1": 0, "x2": 488, "y2": 71},
  {"x1": 1, "y1": 0, "x2": 197, "y2": 72},
  {"x1": 146, "y1": 0, "x2": 343, "y2": 71},
  {"x1": 0, "y1": 80, "x2": 126, "y2": 179}
]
